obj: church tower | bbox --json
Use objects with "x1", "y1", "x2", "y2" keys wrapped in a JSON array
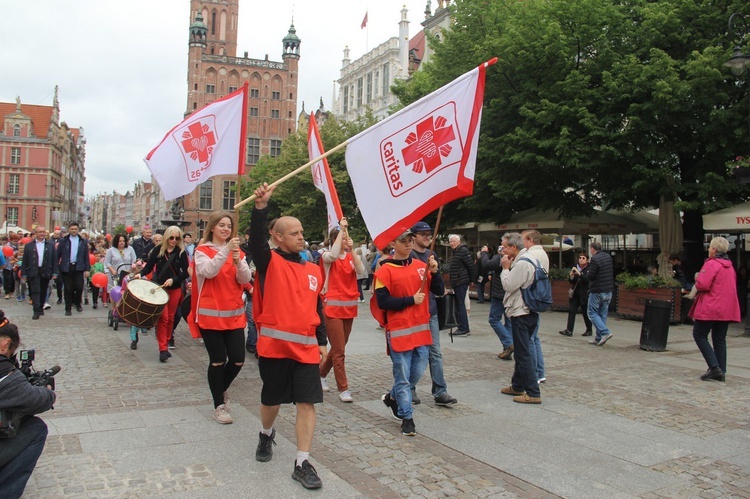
[{"x1": 189, "y1": 0, "x2": 239, "y2": 57}]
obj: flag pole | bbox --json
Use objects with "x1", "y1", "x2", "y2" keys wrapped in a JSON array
[
  {"x1": 419, "y1": 204, "x2": 444, "y2": 293},
  {"x1": 235, "y1": 83, "x2": 249, "y2": 224},
  {"x1": 233, "y1": 140, "x2": 349, "y2": 209}
]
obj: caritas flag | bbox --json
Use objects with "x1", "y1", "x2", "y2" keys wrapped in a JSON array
[
  {"x1": 345, "y1": 59, "x2": 493, "y2": 249},
  {"x1": 144, "y1": 85, "x2": 248, "y2": 201},
  {"x1": 308, "y1": 114, "x2": 343, "y2": 234}
]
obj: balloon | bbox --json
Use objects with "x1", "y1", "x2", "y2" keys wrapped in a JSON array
[
  {"x1": 89, "y1": 253, "x2": 97, "y2": 265},
  {"x1": 125, "y1": 226, "x2": 133, "y2": 234},
  {"x1": 109, "y1": 285, "x2": 123, "y2": 302},
  {"x1": 91, "y1": 272, "x2": 108, "y2": 288},
  {"x1": 54, "y1": 226, "x2": 60, "y2": 231},
  {"x1": 106, "y1": 234, "x2": 112, "y2": 241},
  {"x1": 20, "y1": 237, "x2": 31, "y2": 245},
  {"x1": 2, "y1": 246, "x2": 13, "y2": 257}
]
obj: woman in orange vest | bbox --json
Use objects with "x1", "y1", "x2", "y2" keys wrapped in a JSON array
[
  {"x1": 318, "y1": 217, "x2": 365, "y2": 403},
  {"x1": 191, "y1": 212, "x2": 252, "y2": 425}
]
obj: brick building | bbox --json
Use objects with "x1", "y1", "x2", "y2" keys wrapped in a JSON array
[
  {"x1": 0, "y1": 87, "x2": 86, "y2": 233},
  {"x1": 181, "y1": 0, "x2": 301, "y2": 234}
]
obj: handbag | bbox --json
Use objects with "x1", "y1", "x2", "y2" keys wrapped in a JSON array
[
  {"x1": 568, "y1": 278, "x2": 579, "y2": 299},
  {"x1": 437, "y1": 293, "x2": 459, "y2": 331}
]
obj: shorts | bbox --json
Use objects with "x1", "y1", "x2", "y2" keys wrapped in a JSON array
[{"x1": 258, "y1": 357, "x2": 323, "y2": 406}]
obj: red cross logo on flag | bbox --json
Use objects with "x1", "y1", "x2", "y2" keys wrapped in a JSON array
[
  {"x1": 172, "y1": 116, "x2": 218, "y2": 180},
  {"x1": 402, "y1": 115, "x2": 456, "y2": 175}
]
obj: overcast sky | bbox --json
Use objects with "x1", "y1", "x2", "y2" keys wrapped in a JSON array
[{"x1": 4, "y1": 0, "x2": 432, "y2": 197}]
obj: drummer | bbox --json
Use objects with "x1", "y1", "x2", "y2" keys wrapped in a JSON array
[{"x1": 133, "y1": 226, "x2": 190, "y2": 363}]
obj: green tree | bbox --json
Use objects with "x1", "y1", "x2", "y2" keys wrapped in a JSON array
[{"x1": 393, "y1": 0, "x2": 750, "y2": 266}]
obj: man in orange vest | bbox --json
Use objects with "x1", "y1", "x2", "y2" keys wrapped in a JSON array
[
  {"x1": 373, "y1": 230, "x2": 444, "y2": 436},
  {"x1": 250, "y1": 182, "x2": 328, "y2": 490}
]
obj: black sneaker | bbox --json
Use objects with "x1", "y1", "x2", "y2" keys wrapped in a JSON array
[
  {"x1": 65, "y1": 310, "x2": 72, "y2": 316},
  {"x1": 256, "y1": 429, "x2": 276, "y2": 462},
  {"x1": 452, "y1": 330, "x2": 470, "y2": 336},
  {"x1": 381, "y1": 392, "x2": 402, "y2": 420},
  {"x1": 292, "y1": 459, "x2": 322, "y2": 489},
  {"x1": 558, "y1": 329, "x2": 573, "y2": 337},
  {"x1": 159, "y1": 351, "x2": 169, "y2": 362},
  {"x1": 700, "y1": 366, "x2": 725, "y2": 382},
  {"x1": 130, "y1": 341, "x2": 137, "y2": 350},
  {"x1": 168, "y1": 339, "x2": 175, "y2": 350},
  {"x1": 401, "y1": 418, "x2": 416, "y2": 436},
  {"x1": 434, "y1": 393, "x2": 458, "y2": 406}
]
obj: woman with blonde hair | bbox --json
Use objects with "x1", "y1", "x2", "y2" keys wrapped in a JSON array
[
  {"x1": 689, "y1": 236, "x2": 740, "y2": 381},
  {"x1": 190, "y1": 212, "x2": 252, "y2": 424},
  {"x1": 134, "y1": 226, "x2": 190, "y2": 362}
]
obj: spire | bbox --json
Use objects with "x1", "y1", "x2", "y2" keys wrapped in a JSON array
[
  {"x1": 282, "y1": 22, "x2": 301, "y2": 59},
  {"x1": 189, "y1": 12, "x2": 208, "y2": 47}
]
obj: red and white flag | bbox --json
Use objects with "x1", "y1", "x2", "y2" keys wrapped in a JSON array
[
  {"x1": 361, "y1": 11, "x2": 368, "y2": 29},
  {"x1": 144, "y1": 85, "x2": 248, "y2": 201},
  {"x1": 345, "y1": 60, "x2": 493, "y2": 249},
  {"x1": 308, "y1": 114, "x2": 343, "y2": 234}
]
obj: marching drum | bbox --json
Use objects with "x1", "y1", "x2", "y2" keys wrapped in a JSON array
[{"x1": 116, "y1": 279, "x2": 169, "y2": 329}]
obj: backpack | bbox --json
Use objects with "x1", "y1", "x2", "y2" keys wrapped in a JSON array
[{"x1": 518, "y1": 256, "x2": 552, "y2": 313}]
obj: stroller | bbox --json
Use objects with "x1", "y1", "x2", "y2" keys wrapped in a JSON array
[{"x1": 107, "y1": 263, "x2": 133, "y2": 331}]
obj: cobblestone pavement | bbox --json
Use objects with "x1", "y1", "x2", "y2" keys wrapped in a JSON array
[{"x1": 6, "y1": 297, "x2": 750, "y2": 498}]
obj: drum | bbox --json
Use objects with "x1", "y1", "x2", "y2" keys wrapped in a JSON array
[{"x1": 116, "y1": 279, "x2": 169, "y2": 329}]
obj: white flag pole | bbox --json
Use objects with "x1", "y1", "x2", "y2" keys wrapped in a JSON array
[{"x1": 233, "y1": 140, "x2": 349, "y2": 209}]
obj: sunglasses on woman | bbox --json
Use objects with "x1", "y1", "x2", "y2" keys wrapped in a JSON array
[{"x1": 168, "y1": 236, "x2": 180, "y2": 241}]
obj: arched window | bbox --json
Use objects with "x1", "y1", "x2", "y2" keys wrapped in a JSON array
[
  {"x1": 13, "y1": 124, "x2": 21, "y2": 137},
  {"x1": 220, "y1": 10, "x2": 227, "y2": 40},
  {"x1": 211, "y1": 11, "x2": 216, "y2": 35}
]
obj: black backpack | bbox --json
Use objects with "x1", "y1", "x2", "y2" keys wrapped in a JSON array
[{"x1": 518, "y1": 256, "x2": 552, "y2": 313}]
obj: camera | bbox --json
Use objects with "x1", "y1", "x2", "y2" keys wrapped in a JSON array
[{"x1": 0, "y1": 349, "x2": 59, "y2": 438}]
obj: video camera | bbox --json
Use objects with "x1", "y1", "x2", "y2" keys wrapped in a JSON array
[{"x1": 0, "y1": 349, "x2": 59, "y2": 439}]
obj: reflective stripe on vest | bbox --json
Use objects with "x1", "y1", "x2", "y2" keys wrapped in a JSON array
[
  {"x1": 389, "y1": 323, "x2": 430, "y2": 338},
  {"x1": 326, "y1": 299, "x2": 359, "y2": 307},
  {"x1": 198, "y1": 307, "x2": 245, "y2": 318},
  {"x1": 262, "y1": 327, "x2": 318, "y2": 345}
]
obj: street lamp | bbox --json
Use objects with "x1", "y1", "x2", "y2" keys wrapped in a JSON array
[{"x1": 725, "y1": 13, "x2": 750, "y2": 76}]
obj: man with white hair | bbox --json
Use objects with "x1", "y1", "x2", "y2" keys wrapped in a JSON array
[{"x1": 448, "y1": 234, "x2": 475, "y2": 336}]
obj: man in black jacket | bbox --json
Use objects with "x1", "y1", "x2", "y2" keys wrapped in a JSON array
[
  {"x1": 131, "y1": 226, "x2": 155, "y2": 261},
  {"x1": 448, "y1": 234, "x2": 475, "y2": 336},
  {"x1": 586, "y1": 241, "x2": 614, "y2": 346},
  {"x1": 56, "y1": 222, "x2": 90, "y2": 316},
  {"x1": 21, "y1": 227, "x2": 58, "y2": 320},
  {"x1": 0, "y1": 314, "x2": 57, "y2": 498}
]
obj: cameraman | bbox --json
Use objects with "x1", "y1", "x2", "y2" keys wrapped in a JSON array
[{"x1": 0, "y1": 311, "x2": 56, "y2": 498}]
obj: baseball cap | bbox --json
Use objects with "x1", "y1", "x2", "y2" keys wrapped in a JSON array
[
  {"x1": 411, "y1": 221, "x2": 432, "y2": 233},
  {"x1": 395, "y1": 230, "x2": 416, "y2": 242}
]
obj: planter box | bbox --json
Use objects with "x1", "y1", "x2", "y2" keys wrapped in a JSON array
[
  {"x1": 551, "y1": 280, "x2": 571, "y2": 312},
  {"x1": 616, "y1": 285, "x2": 682, "y2": 323}
]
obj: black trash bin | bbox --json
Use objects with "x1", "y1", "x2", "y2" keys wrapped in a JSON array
[{"x1": 640, "y1": 299, "x2": 672, "y2": 351}]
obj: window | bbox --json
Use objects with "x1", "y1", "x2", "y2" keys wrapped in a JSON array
[
  {"x1": 272, "y1": 91, "x2": 280, "y2": 100},
  {"x1": 271, "y1": 109, "x2": 280, "y2": 118},
  {"x1": 250, "y1": 107, "x2": 258, "y2": 117},
  {"x1": 199, "y1": 180, "x2": 213, "y2": 210},
  {"x1": 270, "y1": 140, "x2": 282, "y2": 157},
  {"x1": 382, "y1": 63, "x2": 390, "y2": 96},
  {"x1": 374, "y1": 71, "x2": 379, "y2": 97},
  {"x1": 13, "y1": 124, "x2": 20, "y2": 137},
  {"x1": 10, "y1": 148, "x2": 21, "y2": 165},
  {"x1": 8, "y1": 174, "x2": 20, "y2": 195},
  {"x1": 247, "y1": 138, "x2": 260, "y2": 164},
  {"x1": 343, "y1": 86, "x2": 349, "y2": 113},
  {"x1": 289, "y1": 93, "x2": 293, "y2": 99},
  {"x1": 288, "y1": 111, "x2": 292, "y2": 118},
  {"x1": 222, "y1": 181, "x2": 236, "y2": 210},
  {"x1": 366, "y1": 72, "x2": 372, "y2": 103},
  {"x1": 228, "y1": 86, "x2": 237, "y2": 93},
  {"x1": 356, "y1": 77, "x2": 363, "y2": 107},
  {"x1": 251, "y1": 88, "x2": 259, "y2": 98},
  {"x1": 194, "y1": 83, "x2": 198, "y2": 90},
  {"x1": 6, "y1": 207, "x2": 18, "y2": 226},
  {"x1": 206, "y1": 84, "x2": 215, "y2": 94}
]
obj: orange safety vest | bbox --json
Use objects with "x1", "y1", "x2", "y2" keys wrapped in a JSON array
[
  {"x1": 254, "y1": 251, "x2": 323, "y2": 364},
  {"x1": 322, "y1": 252, "x2": 359, "y2": 319},
  {"x1": 373, "y1": 260, "x2": 432, "y2": 353},
  {"x1": 193, "y1": 245, "x2": 246, "y2": 331}
]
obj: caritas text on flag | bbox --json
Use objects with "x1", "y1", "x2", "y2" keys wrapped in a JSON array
[
  {"x1": 144, "y1": 85, "x2": 248, "y2": 201},
  {"x1": 345, "y1": 61, "x2": 491, "y2": 249}
]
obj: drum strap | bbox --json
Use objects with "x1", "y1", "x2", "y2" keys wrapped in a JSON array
[{"x1": 155, "y1": 251, "x2": 178, "y2": 284}]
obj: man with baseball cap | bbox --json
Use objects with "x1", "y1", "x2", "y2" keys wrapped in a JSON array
[{"x1": 409, "y1": 221, "x2": 457, "y2": 407}]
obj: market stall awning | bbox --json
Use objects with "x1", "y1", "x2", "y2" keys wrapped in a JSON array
[
  {"x1": 703, "y1": 202, "x2": 750, "y2": 232},
  {"x1": 479, "y1": 208, "x2": 648, "y2": 236}
]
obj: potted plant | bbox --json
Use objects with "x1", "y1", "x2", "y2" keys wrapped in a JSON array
[
  {"x1": 727, "y1": 155, "x2": 750, "y2": 184},
  {"x1": 548, "y1": 267, "x2": 572, "y2": 312},
  {"x1": 616, "y1": 271, "x2": 683, "y2": 322}
]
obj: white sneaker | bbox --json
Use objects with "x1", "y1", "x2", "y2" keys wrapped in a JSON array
[
  {"x1": 320, "y1": 377, "x2": 330, "y2": 392},
  {"x1": 537, "y1": 377, "x2": 546, "y2": 384},
  {"x1": 338, "y1": 390, "x2": 353, "y2": 402},
  {"x1": 213, "y1": 404, "x2": 233, "y2": 424},
  {"x1": 43, "y1": 302, "x2": 52, "y2": 310}
]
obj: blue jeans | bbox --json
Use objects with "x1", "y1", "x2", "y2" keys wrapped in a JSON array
[
  {"x1": 245, "y1": 298, "x2": 257, "y2": 349},
  {"x1": 412, "y1": 314, "x2": 448, "y2": 397},
  {"x1": 489, "y1": 297, "x2": 512, "y2": 348},
  {"x1": 0, "y1": 416, "x2": 48, "y2": 499},
  {"x1": 530, "y1": 322, "x2": 545, "y2": 380},
  {"x1": 453, "y1": 284, "x2": 470, "y2": 332},
  {"x1": 692, "y1": 320, "x2": 728, "y2": 373},
  {"x1": 388, "y1": 342, "x2": 429, "y2": 420},
  {"x1": 509, "y1": 313, "x2": 541, "y2": 398},
  {"x1": 588, "y1": 292, "x2": 612, "y2": 341}
]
